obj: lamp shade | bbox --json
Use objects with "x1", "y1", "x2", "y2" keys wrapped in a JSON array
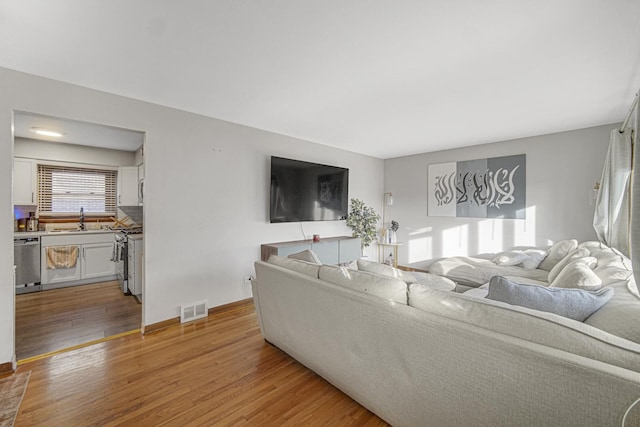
[{"x1": 384, "y1": 192, "x2": 394, "y2": 206}]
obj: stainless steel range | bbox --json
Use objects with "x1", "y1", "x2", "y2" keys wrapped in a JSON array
[{"x1": 112, "y1": 227, "x2": 143, "y2": 294}]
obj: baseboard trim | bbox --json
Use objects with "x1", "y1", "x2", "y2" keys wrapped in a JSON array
[
  {"x1": 143, "y1": 298, "x2": 254, "y2": 334},
  {"x1": 142, "y1": 317, "x2": 179, "y2": 334},
  {"x1": 209, "y1": 298, "x2": 253, "y2": 315},
  {"x1": 0, "y1": 361, "x2": 15, "y2": 376}
]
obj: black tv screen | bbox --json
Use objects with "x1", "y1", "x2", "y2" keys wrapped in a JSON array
[{"x1": 270, "y1": 156, "x2": 349, "y2": 223}]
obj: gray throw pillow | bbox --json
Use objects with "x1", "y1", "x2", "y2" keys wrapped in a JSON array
[{"x1": 487, "y1": 276, "x2": 613, "y2": 321}]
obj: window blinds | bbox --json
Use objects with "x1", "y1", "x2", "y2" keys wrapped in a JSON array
[{"x1": 37, "y1": 164, "x2": 117, "y2": 215}]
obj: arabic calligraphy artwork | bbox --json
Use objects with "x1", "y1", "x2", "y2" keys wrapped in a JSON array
[{"x1": 427, "y1": 154, "x2": 526, "y2": 219}]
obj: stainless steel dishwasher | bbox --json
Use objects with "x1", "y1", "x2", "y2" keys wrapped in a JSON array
[{"x1": 14, "y1": 236, "x2": 41, "y2": 294}]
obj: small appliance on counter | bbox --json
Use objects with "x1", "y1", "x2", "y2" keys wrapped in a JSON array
[
  {"x1": 16, "y1": 218, "x2": 27, "y2": 232},
  {"x1": 27, "y1": 212, "x2": 38, "y2": 232}
]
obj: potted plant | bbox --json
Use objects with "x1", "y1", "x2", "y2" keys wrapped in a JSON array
[{"x1": 346, "y1": 198, "x2": 380, "y2": 255}]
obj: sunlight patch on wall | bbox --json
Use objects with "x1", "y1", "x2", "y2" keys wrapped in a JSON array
[
  {"x1": 409, "y1": 227, "x2": 433, "y2": 236},
  {"x1": 408, "y1": 236, "x2": 432, "y2": 263},
  {"x1": 442, "y1": 224, "x2": 469, "y2": 257},
  {"x1": 514, "y1": 206, "x2": 537, "y2": 247},
  {"x1": 477, "y1": 219, "x2": 504, "y2": 254}
]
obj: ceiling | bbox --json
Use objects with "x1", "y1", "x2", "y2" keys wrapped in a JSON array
[
  {"x1": 1, "y1": 0, "x2": 639, "y2": 159},
  {"x1": 14, "y1": 112, "x2": 144, "y2": 151}
]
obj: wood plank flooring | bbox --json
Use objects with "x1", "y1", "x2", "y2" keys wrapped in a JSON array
[
  {"x1": 15, "y1": 281, "x2": 142, "y2": 360},
  {"x1": 15, "y1": 300, "x2": 389, "y2": 426}
]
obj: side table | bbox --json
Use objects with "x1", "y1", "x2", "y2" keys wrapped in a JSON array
[{"x1": 378, "y1": 242, "x2": 402, "y2": 267}]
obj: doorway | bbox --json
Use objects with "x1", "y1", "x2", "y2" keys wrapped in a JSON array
[{"x1": 12, "y1": 111, "x2": 145, "y2": 362}]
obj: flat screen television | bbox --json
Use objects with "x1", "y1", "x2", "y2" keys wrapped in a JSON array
[{"x1": 270, "y1": 156, "x2": 349, "y2": 223}]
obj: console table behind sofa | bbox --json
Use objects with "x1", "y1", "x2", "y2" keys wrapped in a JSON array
[{"x1": 261, "y1": 236, "x2": 361, "y2": 265}]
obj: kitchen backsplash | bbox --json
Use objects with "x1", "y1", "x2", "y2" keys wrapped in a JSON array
[{"x1": 118, "y1": 206, "x2": 143, "y2": 225}]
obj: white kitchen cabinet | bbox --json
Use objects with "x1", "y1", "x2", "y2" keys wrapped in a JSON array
[
  {"x1": 117, "y1": 166, "x2": 139, "y2": 206},
  {"x1": 14, "y1": 158, "x2": 37, "y2": 205},
  {"x1": 127, "y1": 236, "x2": 143, "y2": 296},
  {"x1": 41, "y1": 232, "x2": 116, "y2": 286},
  {"x1": 82, "y1": 243, "x2": 116, "y2": 279},
  {"x1": 41, "y1": 244, "x2": 82, "y2": 284}
]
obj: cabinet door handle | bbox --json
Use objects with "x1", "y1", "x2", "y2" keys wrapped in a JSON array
[{"x1": 31, "y1": 192, "x2": 34, "y2": 203}]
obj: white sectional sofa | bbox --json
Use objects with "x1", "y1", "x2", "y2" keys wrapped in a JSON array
[
  {"x1": 429, "y1": 240, "x2": 640, "y2": 345},
  {"x1": 253, "y1": 250, "x2": 640, "y2": 426}
]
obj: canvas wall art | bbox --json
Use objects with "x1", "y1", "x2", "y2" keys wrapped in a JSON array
[{"x1": 428, "y1": 154, "x2": 526, "y2": 219}]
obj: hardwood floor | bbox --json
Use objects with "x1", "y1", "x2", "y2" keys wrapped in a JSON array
[
  {"x1": 15, "y1": 300, "x2": 389, "y2": 426},
  {"x1": 15, "y1": 281, "x2": 142, "y2": 360}
]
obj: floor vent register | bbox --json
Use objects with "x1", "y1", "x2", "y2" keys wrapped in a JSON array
[{"x1": 180, "y1": 300, "x2": 208, "y2": 323}]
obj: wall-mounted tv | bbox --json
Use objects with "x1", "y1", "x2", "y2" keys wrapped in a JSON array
[{"x1": 270, "y1": 156, "x2": 349, "y2": 223}]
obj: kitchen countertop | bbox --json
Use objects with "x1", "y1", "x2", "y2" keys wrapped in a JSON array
[{"x1": 14, "y1": 229, "x2": 117, "y2": 238}]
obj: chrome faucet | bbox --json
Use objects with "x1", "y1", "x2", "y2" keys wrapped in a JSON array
[{"x1": 79, "y1": 207, "x2": 85, "y2": 230}]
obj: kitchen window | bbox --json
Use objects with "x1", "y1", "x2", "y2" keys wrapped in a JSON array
[{"x1": 37, "y1": 164, "x2": 117, "y2": 216}]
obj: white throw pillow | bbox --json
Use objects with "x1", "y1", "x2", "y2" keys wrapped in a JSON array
[
  {"x1": 288, "y1": 249, "x2": 321, "y2": 264},
  {"x1": 519, "y1": 249, "x2": 547, "y2": 269},
  {"x1": 356, "y1": 258, "x2": 417, "y2": 283},
  {"x1": 538, "y1": 239, "x2": 579, "y2": 271},
  {"x1": 547, "y1": 248, "x2": 591, "y2": 283},
  {"x1": 550, "y1": 258, "x2": 602, "y2": 291},
  {"x1": 267, "y1": 255, "x2": 320, "y2": 278},
  {"x1": 492, "y1": 250, "x2": 529, "y2": 266}
]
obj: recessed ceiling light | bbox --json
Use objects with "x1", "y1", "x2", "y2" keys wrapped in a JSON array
[{"x1": 30, "y1": 127, "x2": 64, "y2": 137}]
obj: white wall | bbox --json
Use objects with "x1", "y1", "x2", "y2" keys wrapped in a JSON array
[
  {"x1": 0, "y1": 67, "x2": 384, "y2": 365},
  {"x1": 15, "y1": 137, "x2": 136, "y2": 166},
  {"x1": 383, "y1": 125, "x2": 613, "y2": 266}
]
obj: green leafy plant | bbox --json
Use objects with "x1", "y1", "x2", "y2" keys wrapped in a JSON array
[{"x1": 346, "y1": 198, "x2": 380, "y2": 252}]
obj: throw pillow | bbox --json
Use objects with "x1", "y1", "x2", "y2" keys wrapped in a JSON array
[
  {"x1": 487, "y1": 276, "x2": 613, "y2": 321},
  {"x1": 550, "y1": 258, "x2": 602, "y2": 290},
  {"x1": 287, "y1": 249, "x2": 321, "y2": 264},
  {"x1": 492, "y1": 250, "x2": 530, "y2": 266},
  {"x1": 538, "y1": 239, "x2": 579, "y2": 271},
  {"x1": 519, "y1": 249, "x2": 547, "y2": 269},
  {"x1": 267, "y1": 255, "x2": 320, "y2": 278},
  {"x1": 356, "y1": 258, "x2": 417, "y2": 283},
  {"x1": 547, "y1": 248, "x2": 591, "y2": 283}
]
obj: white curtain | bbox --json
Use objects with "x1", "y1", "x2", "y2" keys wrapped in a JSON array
[
  {"x1": 593, "y1": 128, "x2": 633, "y2": 256},
  {"x1": 629, "y1": 98, "x2": 640, "y2": 296}
]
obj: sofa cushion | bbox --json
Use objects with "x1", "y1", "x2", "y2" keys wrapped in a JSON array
[
  {"x1": 357, "y1": 258, "x2": 417, "y2": 283},
  {"x1": 288, "y1": 249, "x2": 322, "y2": 264},
  {"x1": 409, "y1": 273, "x2": 456, "y2": 292},
  {"x1": 487, "y1": 276, "x2": 613, "y2": 321},
  {"x1": 338, "y1": 260, "x2": 358, "y2": 270},
  {"x1": 550, "y1": 259, "x2": 602, "y2": 290},
  {"x1": 547, "y1": 248, "x2": 591, "y2": 283},
  {"x1": 408, "y1": 285, "x2": 640, "y2": 372},
  {"x1": 319, "y1": 265, "x2": 407, "y2": 304},
  {"x1": 538, "y1": 239, "x2": 579, "y2": 271},
  {"x1": 428, "y1": 256, "x2": 549, "y2": 287},
  {"x1": 267, "y1": 255, "x2": 320, "y2": 278},
  {"x1": 584, "y1": 282, "x2": 640, "y2": 344}
]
